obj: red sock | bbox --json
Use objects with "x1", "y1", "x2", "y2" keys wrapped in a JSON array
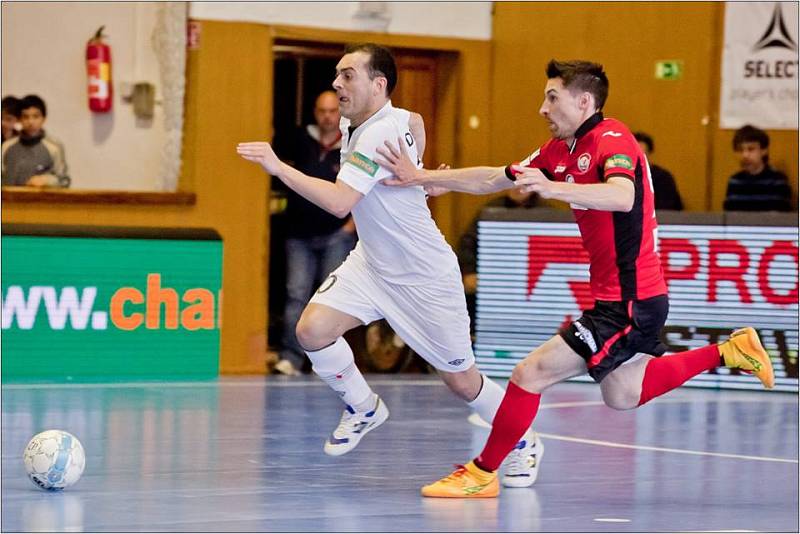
[
  {"x1": 638, "y1": 345, "x2": 721, "y2": 406},
  {"x1": 475, "y1": 381, "x2": 541, "y2": 472}
]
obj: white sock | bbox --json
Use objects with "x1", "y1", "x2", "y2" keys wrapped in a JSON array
[
  {"x1": 306, "y1": 337, "x2": 374, "y2": 410},
  {"x1": 467, "y1": 376, "x2": 535, "y2": 443},
  {"x1": 466, "y1": 374, "x2": 505, "y2": 425}
]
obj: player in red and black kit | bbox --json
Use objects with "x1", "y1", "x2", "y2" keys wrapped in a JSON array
[{"x1": 376, "y1": 59, "x2": 775, "y2": 498}]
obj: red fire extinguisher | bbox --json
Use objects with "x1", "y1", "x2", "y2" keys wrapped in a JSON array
[{"x1": 86, "y1": 26, "x2": 112, "y2": 113}]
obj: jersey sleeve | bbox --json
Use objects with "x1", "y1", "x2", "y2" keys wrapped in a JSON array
[
  {"x1": 337, "y1": 121, "x2": 398, "y2": 196},
  {"x1": 598, "y1": 132, "x2": 639, "y2": 182}
]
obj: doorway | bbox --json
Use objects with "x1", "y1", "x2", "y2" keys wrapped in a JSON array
[{"x1": 268, "y1": 40, "x2": 443, "y2": 373}]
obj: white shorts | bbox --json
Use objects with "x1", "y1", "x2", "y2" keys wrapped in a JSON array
[{"x1": 309, "y1": 252, "x2": 475, "y2": 372}]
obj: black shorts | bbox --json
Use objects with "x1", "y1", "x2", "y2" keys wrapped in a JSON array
[{"x1": 559, "y1": 294, "x2": 669, "y2": 383}]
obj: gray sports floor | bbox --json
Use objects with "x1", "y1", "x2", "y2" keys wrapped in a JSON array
[{"x1": 2, "y1": 375, "x2": 797, "y2": 532}]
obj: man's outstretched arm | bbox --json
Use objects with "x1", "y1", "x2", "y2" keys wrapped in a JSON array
[
  {"x1": 375, "y1": 137, "x2": 512, "y2": 195},
  {"x1": 512, "y1": 165, "x2": 634, "y2": 212},
  {"x1": 237, "y1": 141, "x2": 362, "y2": 218}
]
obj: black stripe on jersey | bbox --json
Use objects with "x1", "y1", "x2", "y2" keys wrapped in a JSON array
[{"x1": 612, "y1": 159, "x2": 645, "y2": 300}]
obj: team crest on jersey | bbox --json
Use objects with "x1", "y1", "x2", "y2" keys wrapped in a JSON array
[
  {"x1": 577, "y1": 153, "x2": 592, "y2": 173},
  {"x1": 345, "y1": 151, "x2": 379, "y2": 176}
]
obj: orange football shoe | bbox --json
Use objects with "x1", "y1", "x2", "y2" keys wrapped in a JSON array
[
  {"x1": 718, "y1": 327, "x2": 775, "y2": 389},
  {"x1": 421, "y1": 461, "x2": 499, "y2": 498}
]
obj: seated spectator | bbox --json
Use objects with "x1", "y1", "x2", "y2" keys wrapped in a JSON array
[
  {"x1": 634, "y1": 131, "x2": 683, "y2": 210},
  {"x1": 2, "y1": 96, "x2": 21, "y2": 143},
  {"x1": 458, "y1": 188, "x2": 539, "y2": 335},
  {"x1": 724, "y1": 125, "x2": 792, "y2": 212},
  {"x1": 2, "y1": 94, "x2": 70, "y2": 188}
]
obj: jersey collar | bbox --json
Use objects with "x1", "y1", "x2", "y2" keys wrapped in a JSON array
[
  {"x1": 568, "y1": 112, "x2": 604, "y2": 154},
  {"x1": 341, "y1": 100, "x2": 394, "y2": 136}
]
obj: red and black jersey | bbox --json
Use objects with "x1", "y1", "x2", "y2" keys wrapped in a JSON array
[{"x1": 514, "y1": 112, "x2": 667, "y2": 302}]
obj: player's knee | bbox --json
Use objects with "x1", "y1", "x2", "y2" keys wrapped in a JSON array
[
  {"x1": 510, "y1": 360, "x2": 547, "y2": 393},
  {"x1": 295, "y1": 309, "x2": 333, "y2": 351},
  {"x1": 601, "y1": 386, "x2": 639, "y2": 411}
]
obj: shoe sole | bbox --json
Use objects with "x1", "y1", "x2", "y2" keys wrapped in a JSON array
[
  {"x1": 502, "y1": 439, "x2": 544, "y2": 488},
  {"x1": 323, "y1": 400, "x2": 389, "y2": 456},
  {"x1": 421, "y1": 481, "x2": 500, "y2": 498},
  {"x1": 732, "y1": 328, "x2": 775, "y2": 389},
  {"x1": 421, "y1": 490, "x2": 499, "y2": 498}
]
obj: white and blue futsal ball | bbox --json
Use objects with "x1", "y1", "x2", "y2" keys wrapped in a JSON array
[{"x1": 23, "y1": 430, "x2": 86, "y2": 491}]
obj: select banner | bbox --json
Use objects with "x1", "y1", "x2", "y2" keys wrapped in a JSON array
[
  {"x1": 719, "y1": 2, "x2": 799, "y2": 129},
  {"x1": 475, "y1": 221, "x2": 799, "y2": 392},
  {"x1": 2, "y1": 236, "x2": 223, "y2": 381}
]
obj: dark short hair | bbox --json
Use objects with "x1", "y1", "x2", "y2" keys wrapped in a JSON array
[
  {"x1": 633, "y1": 132, "x2": 654, "y2": 153},
  {"x1": 546, "y1": 60, "x2": 609, "y2": 110},
  {"x1": 20, "y1": 94, "x2": 47, "y2": 117},
  {"x1": 2, "y1": 96, "x2": 20, "y2": 117},
  {"x1": 733, "y1": 124, "x2": 769, "y2": 151},
  {"x1": 344, "y1": 43, "x2": 397, "y2": 96}
]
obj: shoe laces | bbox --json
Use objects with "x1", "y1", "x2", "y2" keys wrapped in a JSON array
[
  {"x1": 333, "y1": 407, "x2": 367, "y2": 435},
  {"x1": 442, "y1": 464, "x2": 469, "y2": 483},
  {"x1": 506, "y1": 444, "x2": 534, "y2": 472}
]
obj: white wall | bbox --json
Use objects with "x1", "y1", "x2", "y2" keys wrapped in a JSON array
[
  {"x1": 189, "y1": 2, "x2": 493, "y2": 40},
  {"x1": 2, "y1": 2, "x2": 166, "y2": 190}
]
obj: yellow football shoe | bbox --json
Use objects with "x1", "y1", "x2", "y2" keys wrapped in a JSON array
[
  {"x1": 421, "y1": 461, "x2": 499, "y2": 498},
  {"x1": 718, "y1": 327, "x2": 775, "y2": 389}
]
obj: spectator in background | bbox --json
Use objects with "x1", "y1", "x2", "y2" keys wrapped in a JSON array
[
  {"x1": 634, "y1": 131, "x2": 683, "y2": 210},
  {"x1": 458, "y1": 188, "x2": 539, "y2": 335},
  {"x1": 724, "y1": 125, "x2": 793, "y2": 212},
  {"x1": 272, "y1": 90, "x2": 357, "y2": 376},
  {"x1": 2, "y1": 96, "x2": 21, "y2": 143},
  {"x1": 2, "y1": 94, "x2": 70, "y2": 188}
]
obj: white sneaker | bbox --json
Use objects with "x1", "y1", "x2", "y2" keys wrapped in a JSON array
[
  {"x1": 274, "y1": 359, "x2": 301, "y2": 376},
  {"x1": 323, "y1": 396, "x2": 389, "y2": 456},
  {"x1": 502, "y1": 431, "x2": 544, "y2": 487}
]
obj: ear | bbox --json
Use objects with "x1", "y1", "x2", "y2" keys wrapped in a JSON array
[
  {"x1": 579, "y1": 92, "x2": 593, "y2": 111},
  {"x1": 373, "y1": 76, "x2": 387, "y2": 97}
]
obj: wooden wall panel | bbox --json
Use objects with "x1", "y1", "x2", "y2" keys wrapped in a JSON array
[
  {"x1": 490, "y1": 2, "x2": 797, "y2": 212},
  {"x1": 3, "y1": 21, "x2": 272, "y2": 375}
]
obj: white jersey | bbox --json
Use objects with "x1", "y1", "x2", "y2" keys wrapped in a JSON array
[{"x1": 337, "y1": 101, "x2": 458, "y2": 285}]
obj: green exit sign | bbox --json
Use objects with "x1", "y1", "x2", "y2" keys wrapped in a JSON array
[{"x1": 655, "y1": 60, "x2": 684, "y2": 80}]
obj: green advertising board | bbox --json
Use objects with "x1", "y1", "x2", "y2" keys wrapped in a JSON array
[{"x1": 2, "y1": 235, "x2": 222, "y2": 382}]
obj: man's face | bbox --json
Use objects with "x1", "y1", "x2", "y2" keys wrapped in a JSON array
[
  {"x1": 736, "y1": 141, "x2": 768, "y2": 174},
  {"x1": 332, "y1": 51, "x2": 384, "y2": 122},
  {"x1": 2, "y1": 110, "x2": 18, "y2": 136},
  {"x1": 539, "y1": 78, "x2": 585, "y2": 140},
  {"x1": 637, "y1": 141, "x2": 652, "y2": 157},
  {"x1": 314, "y1": 92, "x2": 341, "y2": 134},
  {"x1": 20, "y1": 107, "x2": 45, "y2": 137}
]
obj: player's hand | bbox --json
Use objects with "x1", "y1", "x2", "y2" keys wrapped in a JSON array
[
  {"x1": 237, "y1": 142, "x2": 284, "y2": 176},
  {"x1": 511, "y1": 165, "x2": 554, "y2": 199},
  {"x1": 376, "y1": 137, "x2": 422, "y2": 187}
]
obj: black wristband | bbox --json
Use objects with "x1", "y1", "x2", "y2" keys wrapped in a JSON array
[{"x1": 504, "y1": 165, "x2": 517, "y2": 182}]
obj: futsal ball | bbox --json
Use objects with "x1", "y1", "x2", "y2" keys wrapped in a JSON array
[{"x1": 23, "y1": 430, "x2": 86, "y2": 491}]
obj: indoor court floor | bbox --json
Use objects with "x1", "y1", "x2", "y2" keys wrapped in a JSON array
[{"x1": 2, "y1": 375, "x2": 798, "y2": 532}]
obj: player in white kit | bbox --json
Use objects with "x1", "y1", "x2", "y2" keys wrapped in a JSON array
[{"x1": 237, "y1": 43, "x2": 542, "y2": 487}]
